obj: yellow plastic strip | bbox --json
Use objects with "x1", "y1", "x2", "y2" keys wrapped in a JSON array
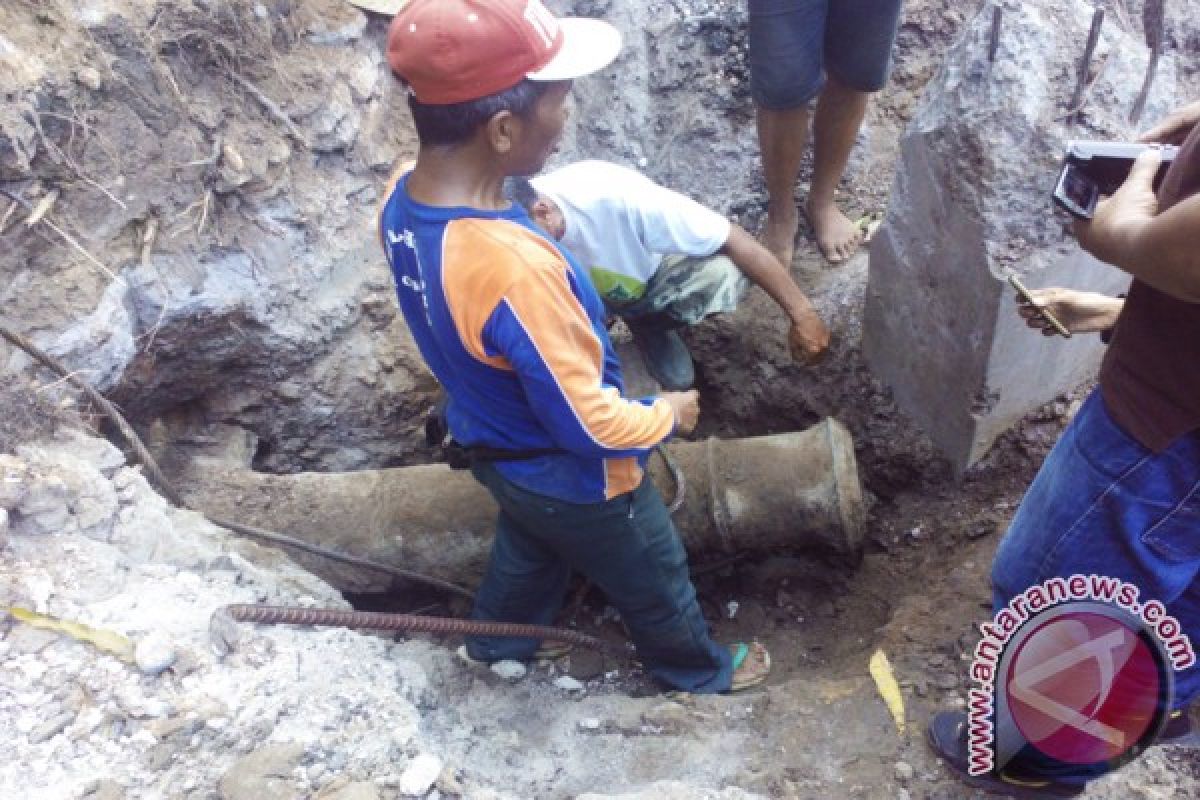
[
  {"x1": 7, "y1": 606, "x2": 134, "y2": 663},
  {"x1": 869, "y1": 648, "x2": 906, "y2": 735}
]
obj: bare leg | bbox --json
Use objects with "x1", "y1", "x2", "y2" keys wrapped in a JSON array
[
  {"x1": 756, "y1": 104, "x2": 811, "y2": 269},
  {"x1": 807, "y1": 74, "x2": 870, "y2": 263}
]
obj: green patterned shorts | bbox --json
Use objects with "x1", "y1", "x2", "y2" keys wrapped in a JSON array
[{"x1": 606, "y1": 253, "x2": 748, "y2": 327}]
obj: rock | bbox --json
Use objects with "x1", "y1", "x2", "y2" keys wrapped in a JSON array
[
  {"x1": 74, "y1": 66, "x2": 103, "y2": 90},
  {"x1": 319, "y1": 781, "x2": 381, "y2": 800},
  {"x1": 298, "y1": 0, "x2": 367, "y2": 45},
  {"x1": 577, "y1": 782, "x2": 768, "y2": 800},
  {"x1": 435, "y1": 766, "x2": 464, "y2": 797},
  {"x1": 303, "y1": 83, "x2": 361, "y2": 153},
  {"x1": 489, "y1": 660, "x2": 527, "y2": 681},
  {"x1": 0, "y1": 454, "x2": 29, "y2": 508},
  {"x1": 6, "y1": 624, "x2": 60, "y2": 654},
  {"x1": 146, "y1": 715, "x2": 202, "y2": 741},
  {"x1": 80, "y1": 780, "x2": 126, "y2": 800},
  {"x1": 863, "y1": 0, "x2": 1172, "y2": 470},
  {"x1": 640, "y1": 702, "x2": 692, "y2": 735},
  {"x1": 134, "y1": 631, "x2": 178, "y2": 675},
  {"x1": 577, "y1": 718, "x2": 602, "y2": 732},
  {"x1": 0, "y1": 100, "x2": 38, "y2": 180},
  {"x1": 567, "y1": 649, "x2": 606, "y2": 681},
  {"x1": 398, "y1": 753, "x2": 443, "y2": 797},
  {"x1": 12, "y1": 445, "x2": 119, "y2": 539},
  {"x1": 14, "y1": 471, "x2": 70, "y2": 534},
  {"x1": 28, "y1": 709, "x2": 76, "y2": 743},
  {"x1": 34, "y1": 429, "x2": 126, "y2": 477},
  {"x1": 935, "y1": 672, "x2": 960, "y2": 691},
  {"x1": 0, "y1": 508, "x2": 8, "y2": 549},
  {"x1": 114, "y1": 687, "x2": 172, "y2": 719},
  {"x1": 218, "y1": 743, "x2": 306, "y2": 800},
  {"x1": 553, "y1": 675, "x2": 585, "y2": 693},
  {"x1": 894, "y1": 761, "x2": 915, "y2": 784}
]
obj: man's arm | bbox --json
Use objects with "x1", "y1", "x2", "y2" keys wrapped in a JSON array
[
  {"x1": 482, "y1": 261, "x2": 680, "y2": 458},
  {"x1": 1074, "y1": 148, "x2": 1200, "y2": 303},
  {"x1": 720, "y1": 224, "x2": 831, "y2": 363}
]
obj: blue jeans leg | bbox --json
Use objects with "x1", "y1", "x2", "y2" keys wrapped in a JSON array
[
  {"x1": 466, "y1": 463, "x2": 733, "y2": 693},
  {"x1": 989, "y1": 389, "x2": 1200, "y2": 780},
  {"x1": 466, "y1": 507, "x2": 572, "y2": 662}
]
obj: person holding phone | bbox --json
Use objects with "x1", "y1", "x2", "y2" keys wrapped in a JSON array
[{"x1": 927, "y1": 101, "x2": 1200, "y2": 795}]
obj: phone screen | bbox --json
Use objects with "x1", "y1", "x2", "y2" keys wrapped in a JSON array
[{"x1": 1053, "y1": 163, "x2": 1099, "y2": 218}]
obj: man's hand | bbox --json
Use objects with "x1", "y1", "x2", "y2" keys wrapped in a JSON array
[
  {"x1": 661, "y1": 389, "x2": 700, "y2": 436},
  {"x1": 1016, "y1": 287, "x2": 1124, "y2": 336},
  {"x1": 1073, "y1": 148, "x2": 1161, "y2": 267},
  {"x1": 1139, "y1": 101, "x2": 1200, "y2": 146},
  {"x1": 787, "y1": 311, "x2": 831, "y2": 365}
]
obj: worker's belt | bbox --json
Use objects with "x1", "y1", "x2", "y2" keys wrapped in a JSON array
[
  {"x1": 441, "y1": 440, "x2": 566, "y2": 470},
  {"x1": 425, "y1": 394, "x2": 564, "y2": 469}
]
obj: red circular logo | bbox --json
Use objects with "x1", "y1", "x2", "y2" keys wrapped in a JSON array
[{"x1": 1005, "y1": 609, "x2": 1165, "y2": 765}]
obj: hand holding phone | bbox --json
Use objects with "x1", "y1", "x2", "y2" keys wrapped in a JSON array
[
  {"x1": 1009, "y1": 276, "x2": 1072, "y2": 338},
  {"x1": 1052, "y1": 141, "x2": 1178, "y2": 219}
]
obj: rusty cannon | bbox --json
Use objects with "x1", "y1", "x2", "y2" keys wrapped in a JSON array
[{"x1": 182, "y1": 418, "x2": 866, "y2": 593}]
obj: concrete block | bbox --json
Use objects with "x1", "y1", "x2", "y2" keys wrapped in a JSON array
[{"x1": 864, "y1": 0, "x2": 1176, "y2": 471}]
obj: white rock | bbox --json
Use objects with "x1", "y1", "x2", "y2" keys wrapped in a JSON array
[
  {"x1": 134, "y1": 632, "x2": 177, "y2": 675},
  {"x1": 0, "y1": 455, "x2": 29, "y2": 508},
  {"x1": 398, "y1": 752, "x2": 443, "y2": 797},
  {"x1": 578, "y1": 718, "x2": 602, "y2": 731},
  {"x1": 553, "y1": 676, "x2": 584, "y2": 693},
  {"x1": 489, "y1": 660, "x2": 527, "y2": 681}
]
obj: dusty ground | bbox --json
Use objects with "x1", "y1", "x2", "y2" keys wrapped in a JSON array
[{"x1": 2, "y1": 0, "x2": 1198, "y2": 798}]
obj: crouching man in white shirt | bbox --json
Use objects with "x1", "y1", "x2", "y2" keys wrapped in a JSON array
[{"x1": 507, "y1": 160, "x2": 829, "y2": 389}]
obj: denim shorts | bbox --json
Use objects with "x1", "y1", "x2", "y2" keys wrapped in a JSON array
[{"x1": 748, "y1": 0, "x2": 904, "y2": 109}]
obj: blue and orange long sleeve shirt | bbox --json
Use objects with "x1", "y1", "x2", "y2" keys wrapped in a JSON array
[{"x1": 380, "y1": 174, "x2": 675, "y2": 503}]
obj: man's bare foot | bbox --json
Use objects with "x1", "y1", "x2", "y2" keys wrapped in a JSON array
[
  {"x1": 806, "y1": 198, "x2": 864, "y2": 264},
  {"x1": 763, "y1": 205, "x2": 799, "y2": 268}
]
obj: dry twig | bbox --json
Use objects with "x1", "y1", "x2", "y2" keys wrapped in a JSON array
[
  {"x1": 0, "y1": 187, "x2": 124, "y2": 285},
  {"x1": 228, "y1": 71, "x2": 308, "y2": 149}
]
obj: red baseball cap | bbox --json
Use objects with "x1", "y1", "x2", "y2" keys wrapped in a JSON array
[{"x1": 386, "y1": 0, "x2": 621, "y2": 105}]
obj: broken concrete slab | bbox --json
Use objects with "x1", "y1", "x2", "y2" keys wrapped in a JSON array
[{"x1": 864, "y1": 0, "x2": 1176, "y2": 471}]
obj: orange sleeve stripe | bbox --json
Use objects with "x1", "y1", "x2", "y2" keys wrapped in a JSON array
[
  {"x1": 441, "y1": 219, "x2": 523, "y2": 370},
  {"x1": 443, "y1": 218, "x2": 673, "y2": 452},
  {"x1": 503, "y1": 269, "x2": 676, "y2": 451}
]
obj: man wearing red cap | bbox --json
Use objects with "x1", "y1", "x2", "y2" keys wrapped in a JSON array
[{"x1": 378, "y1": 0, "x2": 769, "y2": 693}]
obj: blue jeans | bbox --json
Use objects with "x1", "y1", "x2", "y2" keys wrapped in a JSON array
[
  {"x1": 990, "y1": 390, "x2": 1200, "y2": 779},
  {"x1": 465, "y1": 462, "x2": 733, "y2": 693}
]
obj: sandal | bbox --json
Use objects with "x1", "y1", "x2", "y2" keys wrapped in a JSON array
[
  {"x1": 729, "y1": 642, "x2": 770, "y2": 692},
  {"x1": 926, "y1": 711, "x2": 1084, "y2": 798}
]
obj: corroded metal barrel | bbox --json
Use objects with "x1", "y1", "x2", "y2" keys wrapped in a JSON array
[{"x1": 183, "y1": 418, "x2": 865, "y2": 593}]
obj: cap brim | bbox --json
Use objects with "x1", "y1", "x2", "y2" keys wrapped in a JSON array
[{"x1": 526, "y1": 18, "x2": 622, "y2": 82}]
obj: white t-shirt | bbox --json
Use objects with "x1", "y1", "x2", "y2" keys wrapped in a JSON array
[{"x1": 531, "y1": 160, "x2": 731, "y2": 305}]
